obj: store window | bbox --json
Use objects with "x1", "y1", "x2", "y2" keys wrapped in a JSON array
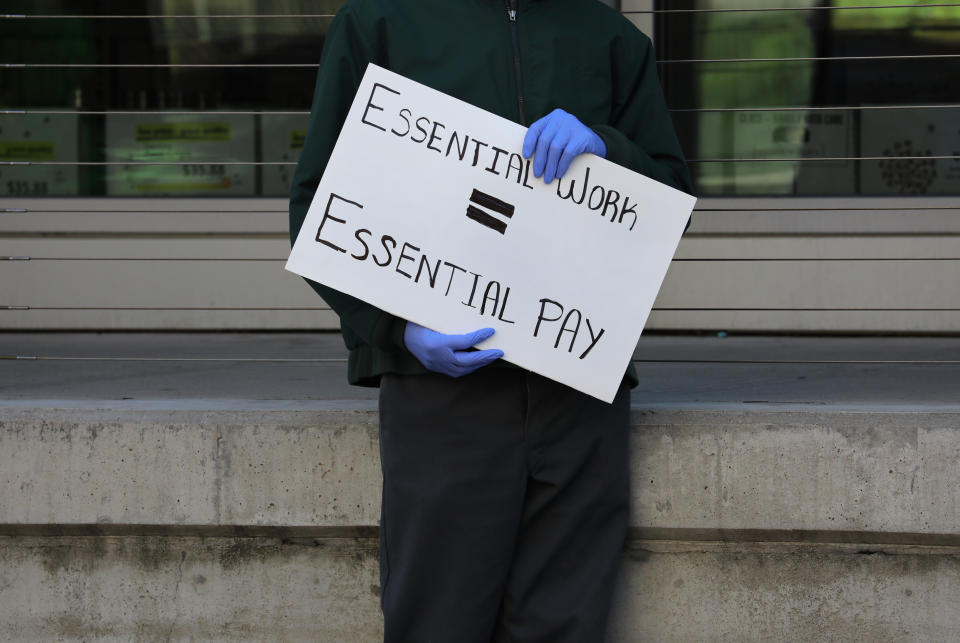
[
  {"x1": 657, "y1": 0, "x2": 960, "y2": 196},
  {"x1": 0, "y1": 0, "x2": 342, "y2": 197},
  {"x1": 5, "y1": 2, "x2": 959, "y2": 199}
]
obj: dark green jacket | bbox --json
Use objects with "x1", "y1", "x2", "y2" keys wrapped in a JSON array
[{"x1": 289, "y1": 0, "x2": 693, "y2": 389}]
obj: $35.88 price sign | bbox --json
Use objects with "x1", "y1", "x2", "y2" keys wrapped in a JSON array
[
  {"x1": 181, "y1": 164, "x2": 225, "y2": 176},
  {"x1": 6, "y1": 180, "x2": 49, "y2": 196}
]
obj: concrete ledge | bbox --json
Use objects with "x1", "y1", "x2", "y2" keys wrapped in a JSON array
[
  {"x1": 2, "y1": 535, "x2": 959, "y2": 642},
  {"x1": 1, "y1": 407, "x2": 382, "y2": 528},
  {"x1": 634, "y1": 408, "x2": 960, "y2": 535},
  {"x1": 4, "y1": 335, "x2": 960, "y2": 639},
  {"x1": 0, "y1": 535, "x2": 381, "y2": 642},
  {"x1": 608, "y1": 541, "x2": 960, "y2": 643},
  {"x1": 3, "y1": 406, "x2": 959, "y2": 539}
]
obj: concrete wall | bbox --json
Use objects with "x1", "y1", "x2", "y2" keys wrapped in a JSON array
[{"x1": 2, "y1": 404, "x2": 959, "y2": 641}]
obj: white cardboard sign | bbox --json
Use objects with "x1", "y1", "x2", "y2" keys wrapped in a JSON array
[{"x1": 286, "y1": 64, "x2": 696, "y2": 402}]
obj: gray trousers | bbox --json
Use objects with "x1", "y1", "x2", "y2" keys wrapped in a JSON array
[{"x1": 378, "y1": 368, "x2": 631, "y2": 643}]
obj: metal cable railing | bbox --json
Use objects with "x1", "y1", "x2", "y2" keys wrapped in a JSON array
[
  {"x1": 4, "y1": 4, "x2": 960, "y2": 18},
  {"x1": 6, "y1": 53, "x2": 960, "y2": 68},
  {"x1": 2, "y1": 355, "x2": 958, "y2": 364},
  {"x1": 4, "y1": 204, "x2": 957, "y2": 213},
  {"x1": 6, "y1": 105, "x2": 960, "y2": 116},
  {"x1": 4, "y1": 257, "x2": 960, "y2": 262},
  {"x1": 2, "y1": 2, "x2": 959, "y2": 336},
  {"x1": 624, "y1": 2, "x2": 960, "y2": 13},
  {"x1": 3, "y1": 306, "x2": 959, "y2": 312},
  {"x1": 4, "y1": 156, "x2": 958, "y2": 165}
]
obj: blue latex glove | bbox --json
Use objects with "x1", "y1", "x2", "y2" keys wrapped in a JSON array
[
  {"x1": 522, "y1": 108, "x2": 607, "y2": 184},
  {"x1": 403, "y1": 322, "x2": 504, "y2": 378}
]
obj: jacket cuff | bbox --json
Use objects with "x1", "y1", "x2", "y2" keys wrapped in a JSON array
[{"x1": 591, "y1": 124, "x2": 636, "y2": 170}]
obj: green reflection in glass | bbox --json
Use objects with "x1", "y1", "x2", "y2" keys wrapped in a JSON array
[
  {"x1": 695, "y1": 0, "x2": 818, "y2": 195},
  {"x1": 104, "y1": 114, "x2": 256, "y2": 196},
  {"x1": 0, "y1": 1, "x2": 341, "y2": 197},
  {"x1": 0, "y1": 113, "x2": 80, "y2": 196},
  {"x1": 832, "y1": 0, "x2": 960, "y2": 40}
]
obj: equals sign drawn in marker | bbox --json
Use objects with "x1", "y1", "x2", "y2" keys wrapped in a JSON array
[{"x1": 465, "y1": 189, "x2": 515, "y2": 235}]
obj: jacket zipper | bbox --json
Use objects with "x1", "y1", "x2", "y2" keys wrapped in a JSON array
[{"x1": 506, "y1": 0, "x2": 527, "y2": 125}]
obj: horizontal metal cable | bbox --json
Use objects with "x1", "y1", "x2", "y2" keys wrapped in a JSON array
[
  {"x1": 5, "y1": 155, "x2": 956, "y2": 167},
  {"x1": 654, "y1": 307, "x2": 960, "y2": 312},
  {"x1": 630, "y1": 359, "x2": 960, "y2": 364},
  {"x1": 6, "y1": 105, "x2": 960, "y2": 116},
  {"x1": 0, "y1": 208, "x2": 292, "y2": 213},
  {"x1": 0, "y1": 355, "x2": 346, "y2": 361},
  {"x1": 672, "y1": 104, "x2": 960, "y2": 113},
  {"x1": 660, "y1": 54, "x2": 960, "y2": 64},
  {"x1": 3, "y1": 306, "x2": 326, "y2": 310},
  {"x1": 8, "y1": 54, "x2": 960, "y2": 68},
  {"x1": 690, "y1": 155, "x2": 958, "y2": 163},
  {"x1": 6, "y1": 4, "x2": 960, "y2": 18},
  {"x1": 5, "y1": 205, "x2": 958, "y2": 214},
  {"x1": 0, "y1": 208, "x2": 295, "y2": 213},
  {"x1": 1, "y1": 257, "x2": 282, "y2": 261},
  {"x1": 5, "y1": 257, "x2": 960, "y2": 262},
  {"x1": 3, "y1": 63, "x2": 315, "y2": 68},
  {"x1": 692, "y1": 206, "x2": 960, "y2": 211},
  {"x1": 4, "y1": 306, "x2": 959, "y2": 312},
  {"x1": 1, "y1": 109, "x2": 310, "y2": 115},
  {"x1": 631, "y1": 257, "x2": 960, "y2": 262},
  {"x1": 1, "y1": 161, "x2": 293, "y2": 166},
  {"x1": 1, "y1": 14, "x2": 336, "y2": 19},
  {"x1": 625, "y1": 3, "x2": 960, "y2": 13},
  {"x1": 1, "y1": 355, "x2": 958, "y2": 365}
]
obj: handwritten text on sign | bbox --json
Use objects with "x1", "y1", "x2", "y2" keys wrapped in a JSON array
[{"x1": 286, "y1": 64, "x2": 696, "y2": 402}]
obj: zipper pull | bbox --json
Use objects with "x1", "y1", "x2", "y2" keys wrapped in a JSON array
[{"x1": 508, "y1": 9, "x2": 516, "y2": 21}]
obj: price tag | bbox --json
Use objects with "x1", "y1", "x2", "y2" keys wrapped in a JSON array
[
  {"x1": 105, "y1": 114, "x2": 255, "y2": 196},
  {"x1": 0, "y1": 113, "x2": 79, "y2": 196},
  {"x1": 261, "y1": 114, "x2": 309, "y2": 196}
]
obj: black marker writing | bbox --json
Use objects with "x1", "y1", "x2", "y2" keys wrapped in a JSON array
[
  {"x1": 426, "y1": 121, "x2": 446, "y2": 153},
  {"x1": 470, "y1": 138, "x2": 489, "y2": 167},
  {"x1": 485, "y1": 146, "x2": 509, "y2": 176},
  {"x1": 395, "y1": 242, "x2": 419, "y2": 279},
  {"x1": 556, "y1": 166, "x2": 590, "y2": 204},
  {"x1": 534, "y1": 297, "x2": 605, "y2": 359},
  {"x1": 415, "y1": 254, "x2": 442, "y2": 287},
  {"x1": 462, "y1": 271, "x2": 483, "y2": 308},
  {"x1": 411, "y1": 117, "x2": 430, "y2": 144},
  {"x1": 446, "y1": 131, "x2": 470, "y2": 161},
  {"x1": 391, "y1": 108, "x2": 412, "y2": 137},
  {"x1": 357, "y1": 82, "x2": 640, "y2": 231},
  {"x1": 361, "y1": 83, "x2": 400, "y2": 132},
  {"x1": 442, "y1": 261, "x2": 466, "y2": 296},
  {"x1": 315, "y1": 193, "x2": 363, "y2": 254},
  {"x1": 372, "y1": 235, "x2": 396, "y2": 267},
  {"x1": 351, "y1": 228, "x2": 372, "y2": 261},
  {"x1": 580, "y1": 319, "x2": 605, "y2": 359},
  {"x1": 505, "y1": 153, "x2": 524, "y2": 185}
]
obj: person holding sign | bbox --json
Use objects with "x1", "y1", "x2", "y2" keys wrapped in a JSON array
[{"x1": 289, "y1": 1, "x2": 692, "y2": 641}]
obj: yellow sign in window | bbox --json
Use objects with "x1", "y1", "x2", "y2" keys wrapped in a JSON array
[
  {"x1": 0, "y1": 141, "x2": 56, "y2": 161},
  {"x1": 135, "y1": 122, "x2": 232, "y2": 142},
  {"x1": 290, "y1": 130, "x2": 306, "y2": 150},
  {"x1": 832, "y1": 0, "x2": 960, "y2": 41}
]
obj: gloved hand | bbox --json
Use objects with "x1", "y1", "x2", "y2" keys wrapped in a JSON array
[
  {"x1": 522, "y1": 108, "x2": 607, "y2": 184},
  {"x1": 403, "y1": 322, "x2": 504, "y2": 378}
]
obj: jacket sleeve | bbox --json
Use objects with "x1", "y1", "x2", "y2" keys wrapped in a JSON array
[
  {"x1": 288, "y1": 4, "x2": 409, "y2": 353},
  {"x1": 590, "y1": 29, "x2": 695, "y2": 229}
]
